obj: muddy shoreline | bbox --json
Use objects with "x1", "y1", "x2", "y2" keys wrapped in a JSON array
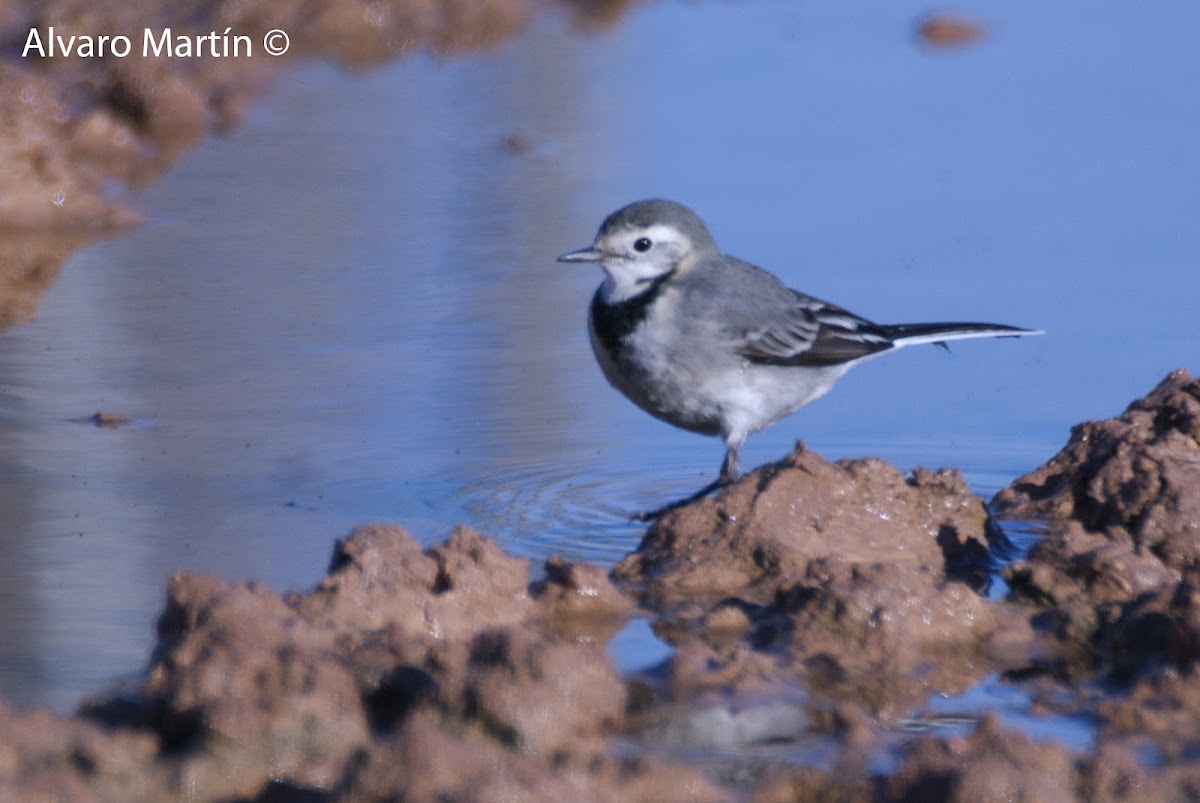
[
  {"x1": 0, "y1": 0, "x2": 623, "y2": 326},
  {"x1": 4, "y1": 2, "x2": 1199, "y2": 800},
  {"x1": 0, "y1": 370, "x2": 1195, "y2": 800}
]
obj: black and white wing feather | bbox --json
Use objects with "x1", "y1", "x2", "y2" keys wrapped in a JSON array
[
  {"x1": 737, "y1": 291, "x2": 896, "y2": 367},
  {"x1": 686, "y1": 257, "x2": 1041, "y2": 368}
]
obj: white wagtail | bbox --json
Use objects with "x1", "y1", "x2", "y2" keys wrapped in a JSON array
[{"x1": 559, "y1": 199, "x2": 1043, "y2": 518}]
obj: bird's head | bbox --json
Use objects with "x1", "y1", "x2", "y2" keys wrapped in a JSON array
[{"x1": 558, "y1": 199, "x2": 717, "y2": 303}]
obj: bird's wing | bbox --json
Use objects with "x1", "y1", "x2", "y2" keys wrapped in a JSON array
[{"x1": 735, "y1": 291, "x2": 896, "y2": 367}]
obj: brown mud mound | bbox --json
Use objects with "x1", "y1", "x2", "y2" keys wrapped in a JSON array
[
  {"x1": 914, "y1": 12, "x2": 988, "y2": 50},
  {"x1": 994, "y1": 369, "x2": 1200, "y2": 674},
  {"x1": 992, "y1": 368, "x2": 1200, "y2": 800},
  {"x1": 0, "y1": 700, "x2": 167, "y2": 801},
  {"x1": 0, "y1": 524, "x2": 720, "y2": 801},
  {"x1": 14, "y1": 372, "x2": 1200, "y2": 797},
  {"x1": 994, "y1": 368, "x2": 1200, "y2": 560},
  {"x1": 615, "y1": 444, "x2": 1032, "y2": 721},
  {"x1": 618, "y1": 443, "x2": 997, "y2": 601}
]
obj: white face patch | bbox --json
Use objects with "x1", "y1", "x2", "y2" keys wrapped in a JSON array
[{"x1": 595, "y1": 224, "x2": 692, "y2": 303}]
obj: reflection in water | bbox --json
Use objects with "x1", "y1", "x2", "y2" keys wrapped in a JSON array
[
  {"x1": 0, "y1": 2, "x2": 1198, "y2": 713},
  {"x1": 0, "y1": 22, "x2": 631, "y2": 711},
  {"x1": 0, "y1": 235, "x2": 110, "y2": 327}
]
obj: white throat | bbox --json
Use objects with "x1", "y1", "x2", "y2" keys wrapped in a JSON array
[{"x1": 599, "y1": 261, "x2": 670, "y2": 304}]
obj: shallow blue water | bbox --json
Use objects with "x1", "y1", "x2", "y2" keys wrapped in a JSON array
[{"x1": 0, "y1": 0, "x2": 1197, "y2": 715}]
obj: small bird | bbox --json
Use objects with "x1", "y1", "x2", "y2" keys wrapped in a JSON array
[{"x1": 559, "y1": 199, "x2": 1042, "y2": 517}]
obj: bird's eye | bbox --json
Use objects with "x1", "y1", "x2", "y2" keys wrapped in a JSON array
[{"x1": 633, "y1": 237, "x2": 653, "y2": 253}]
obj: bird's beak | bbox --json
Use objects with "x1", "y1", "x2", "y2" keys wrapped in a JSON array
[{"x1": 557, "y1": 246, "x2": 604, "y2": 263}]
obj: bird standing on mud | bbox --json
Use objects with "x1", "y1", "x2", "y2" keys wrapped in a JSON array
[{"x1": 560, "y1": 199, "x2": 1042, "y2": 518}]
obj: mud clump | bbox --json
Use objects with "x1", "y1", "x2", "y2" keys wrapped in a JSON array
[
  {"x1": 11, "y1": 524, "x2": 717, "y2": 801},
  {"x1": 0, "y1": 701, "x2": 166, "y2": 800},
  {"x1": 994, "y1": 369, "x2": 1200, "y2": 675},
  {"x1": 0, "y1": 448, "x2": 1044, "y2": 799},
  {"x1": 616, "y1": 443, "x2": 1028, "y2": 720},
  {"x1": 995, "y1": 368, "x2": 1200, "y2": 563},
  {"x1": 618, "y1": 444, "x2": 995, "y2": 601},
  {"x1": 70, "y1": 411, "x2": 136, "y2": 428},
  {"x1": 10, "y1": 373, "x2": 1200, "y2": 796},
  {"x1": 992, "y1": 369, "x2": 1200, "y2": 799},
  {"x1": 915, "y1": 12, "x2": 988, "y2": 49}
]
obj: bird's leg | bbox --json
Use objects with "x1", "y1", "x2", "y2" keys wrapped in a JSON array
[
  {"x1": 719, "y1": 444, "x2": 742, "y2": 485},
  {"x1": 632, "y1": 443, "x2": 743, "y2": 522}
]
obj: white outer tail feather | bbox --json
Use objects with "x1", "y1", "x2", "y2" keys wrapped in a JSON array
[{"x1": 889, "y1": 326, "x2": 1045, "y2": 349}]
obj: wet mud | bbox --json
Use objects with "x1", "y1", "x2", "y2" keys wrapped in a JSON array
[
  {"x1": 4, "y1": 0, "x2": 1199, "y2": 797},
  {"x1": 1, "y1": 371, "x2": 1196, "y2": 800},
  {"x1": 914, "y1": 13, "x2": 988, "y2": 49}
]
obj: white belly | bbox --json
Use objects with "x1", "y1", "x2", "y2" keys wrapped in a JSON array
[{"x1": 590, "y1": 309, "x2": 853, "y2": 441}]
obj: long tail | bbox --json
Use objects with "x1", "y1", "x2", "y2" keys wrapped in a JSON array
[{"x1": 883, "y1": 322, "x2": 1044, "y2": 349}]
